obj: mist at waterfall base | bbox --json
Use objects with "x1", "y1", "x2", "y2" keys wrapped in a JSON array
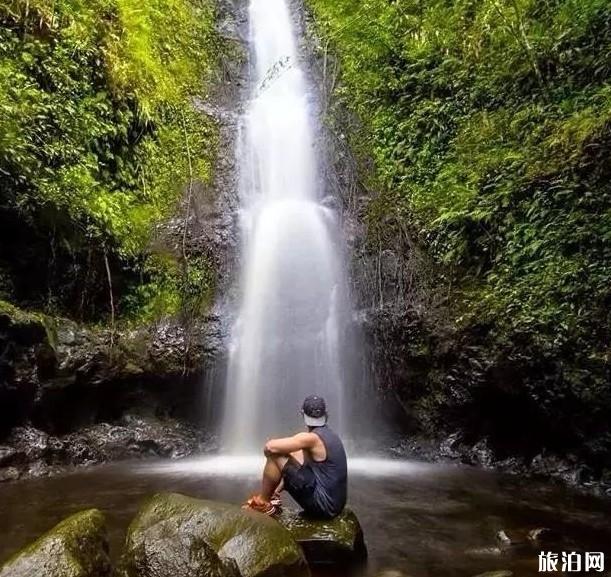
[{"x1": 221, "y1": 0, "x2": 366, "y2": 452}]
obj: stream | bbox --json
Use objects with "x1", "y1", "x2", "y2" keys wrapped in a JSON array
[{"x1": 1, "y1": 456, "x2": 610, "y2": 577}]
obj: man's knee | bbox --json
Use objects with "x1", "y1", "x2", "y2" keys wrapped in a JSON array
[
  {"x1": 274, "y1": 454, "x2": 290, "y2": 471},
  {"x1": 290, "y1": 450, "x2": 304, "y2": 464},
  {"x1": 266, "y1": 453, "x2": 289, "y2": 472},
  {"x1": 266, "y1": 449, "x2": 303, "y2": 473}
]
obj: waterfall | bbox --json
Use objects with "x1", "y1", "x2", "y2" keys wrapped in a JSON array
[{"x1": 222, "y1": 0, "x2": 356, "y2": 452}]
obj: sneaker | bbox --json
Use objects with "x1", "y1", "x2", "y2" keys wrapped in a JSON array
[
  {"x1": 270, "y1": 492, "x2": 283, "y2": 510},
  {"x1": 242, "y1": 494, "x2": 281, "y2": 517}
]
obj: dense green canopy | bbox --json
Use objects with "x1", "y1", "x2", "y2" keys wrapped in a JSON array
[{"x1": 0, "y1": 0, "x2": 218, "y2": 320}]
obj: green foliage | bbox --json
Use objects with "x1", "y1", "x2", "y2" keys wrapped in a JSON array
[
  {"x1": 0, "y1": 0, "x2": 219, "y2": 321},
  {"x1": 123, "y1": 253, "x2": 215, "y2": 325},
  {"x1": 308, "y1": 0, "x2": 611, "y2": 450}
]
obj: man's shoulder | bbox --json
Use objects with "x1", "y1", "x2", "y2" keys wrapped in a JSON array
[{"x1": 293, "y1": 431, "x2": 319, "y2": 445}]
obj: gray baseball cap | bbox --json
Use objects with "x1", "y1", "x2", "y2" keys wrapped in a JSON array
[{"x1": 301, "y1": 395, "x2": 327, "y2": 427}]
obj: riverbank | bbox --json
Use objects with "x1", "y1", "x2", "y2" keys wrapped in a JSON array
[
  {"x1": 2, "y1": 416, "x2": 610, "y2": 499},
  {"x1": 0, "y1": 295, "x2": 607, "y2": 492},
  {"x1": 391, "y1": 434, "x2": 611, "y2": 499}
]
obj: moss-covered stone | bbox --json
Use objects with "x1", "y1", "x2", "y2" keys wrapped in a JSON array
[
  {"x1": 277, "y1": 508, "x2": 367, "y2": 567},
  {"x1": 0, "y1": 300, "x2": 47, "y2": 345},
  {"x1": 120, "y1": 526, "x2": 240, "y2": 577},
  {"x1": 120, "y1": 493, "x2": 309, "y2": 577},
  {"x1": 0, "y1": 509, "x2": 111, "y2": 577}
]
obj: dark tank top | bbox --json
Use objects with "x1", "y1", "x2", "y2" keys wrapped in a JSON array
[{"x1": 305, "y1": 425, "x2": 348, "y2": 517}]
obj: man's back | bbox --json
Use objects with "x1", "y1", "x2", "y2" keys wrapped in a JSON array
[{"x1": 303, "y1": 425, "x2": 347, "y2": 518}]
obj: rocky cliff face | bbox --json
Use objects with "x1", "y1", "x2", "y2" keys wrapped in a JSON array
[
  {"x1": 0, "y1": 303, "x2": 224, "y2": 480},
  {"x1": 0, "y1": 303, "x2": 231, "y2": 436}
]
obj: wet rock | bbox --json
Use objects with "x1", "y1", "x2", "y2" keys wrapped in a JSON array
[
  {"x1": 439, "y1": 432, "x2": 462, "y2": 459},
  {"x1": 491, "y1": 527, "x2": 564, "y2": 557},
  {"x1": 25, "y1": 460, "x2": 54, "y2": 479},
  {"x1": 0, "y1": 446, "x2": 18, "y2": 467},
  {"x1": 0, "y1": 301, "x2": 219, "y2": 439},
  {"x1": 6, "y1": 427, "x2": 51, "y2": 461},
  {"x1": 65, "y1": 416, "x2": 212, "y2": 463},
  {"x1": 0, "y1": 509, "x2": 111, "y2": 577},
  {"x1": 120, "y1": 525, "x2": 240, "y2": 577},
  {"x1": 495, "y1": 529, "x2": 534, "y2": 554},
  {"x1": 278, "y1": 508, "x2": 367, "y2": 566},
  {"x1": 527, "y1": 527, "x2": 557, "y2": 545},
  {"x1": 0, "y1": 416, "x2": 212, "y2": 482},
  {"x1": 388, "y1": 436, "x2": 439, "y2": 461},
  {"x1": 495, "y1": 457, "x2": 527, "y2": 475},
  {"x1": 0, "y1": 467, "x2": 20, "y2": 482},
  {"x1": 121, "y1": 493, "x2": 309, "y2": 577},
  {"x1": 496, "y1": 530, "x2": 513, "y2": 546},
  {"x1": 465, "y1": 547, "x2": 504, "y2": 558},
  {"x1": 495, "y1": 529, "x2": 534, "y2": 548},
  {"x1": 462, "y1": 439, "x2": 494, "y2": 468},
  {"x1": 63, "y1": 434, "x2": 103, "y2": 466},
  {"x1": 530, "y1": 453, "x2": 595, "y2": 485},
  {"x1": 389, "y1": 433, "x2": 609, "y2": 495}
]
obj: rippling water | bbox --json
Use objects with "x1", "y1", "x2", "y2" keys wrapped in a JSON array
[{"x1": 1, "y1": 456, "x2": 610, "y2": 577}]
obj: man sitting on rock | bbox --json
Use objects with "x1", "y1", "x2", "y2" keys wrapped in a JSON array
[{"x1": 243, "y1": 395, "x2": 347, "y2": 518}]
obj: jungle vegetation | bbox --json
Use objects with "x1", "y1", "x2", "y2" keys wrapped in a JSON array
[
  {"x1": 0, "y1": 0, "x2": 219, "y2": 324},
  {"x1": 307, "y1": 0, "x2": 610, "y2": 463},
  {"x1": 1, "y1": 0, "x2": 609, "y2": 466}
]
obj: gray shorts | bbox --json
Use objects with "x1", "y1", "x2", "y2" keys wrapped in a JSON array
[{"x1": 282, "y1": 457, "x2": 332, "y2": 518}]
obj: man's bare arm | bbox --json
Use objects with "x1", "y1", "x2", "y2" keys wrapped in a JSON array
[{"x1": 264, "y1": 432, "x2": 317, "y2": 456}]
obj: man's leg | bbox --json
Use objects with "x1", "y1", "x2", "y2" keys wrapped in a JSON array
[{"x1": 261, "y1": 451, "x2": 303, "y2": 501}]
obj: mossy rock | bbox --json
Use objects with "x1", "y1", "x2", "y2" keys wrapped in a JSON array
[
  {"x1": 0, "y1": 509, "x2": 111, "y2": 577},
  {"x1": 0, "y1": 300, "x2": 48, "y2": 346},
  {"x1": 120, "y1": 527, "x2": 240, "y2": 577},
  {"x1": 120, "y1": 493, "x2": 309, "y2": 577},
  {"x1": 277, "y1": 508, "x2": 367, "y2": 566}
]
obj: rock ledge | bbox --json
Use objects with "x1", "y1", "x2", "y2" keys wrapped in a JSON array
[{"x1": 278, "y1": 508, "x2": 367, "y2": 566}]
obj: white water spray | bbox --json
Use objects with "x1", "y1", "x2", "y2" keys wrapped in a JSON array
[{"x1": 223, "y1": 0, "x2": 355, "y2": 451}]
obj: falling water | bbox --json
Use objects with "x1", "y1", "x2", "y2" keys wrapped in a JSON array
[{"x1": 222, "y1": 0, "x2": 356, "y2": 452}]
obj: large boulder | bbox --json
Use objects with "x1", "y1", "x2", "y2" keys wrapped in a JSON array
[
  {"x1": 278, "y1": 508, "x2": 367, "y2": 566},
  {"x1": 120, "y1": 493, "x2": 309, "y2": 577},
  {"x1": 0, "y1": 509, "x2": 111, "y2": 577},
  {"x1": 120, "y1": 527, "x2": 240, "y2": 577}
]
